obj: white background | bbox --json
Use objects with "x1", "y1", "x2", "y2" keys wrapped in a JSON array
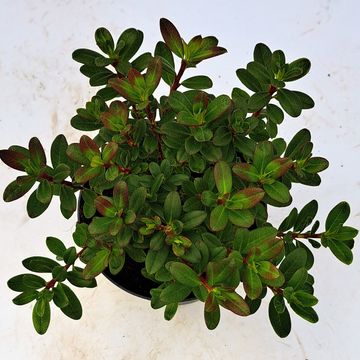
[{"x1": 0, "y1": 1, "x2": 359, "y2": 359}]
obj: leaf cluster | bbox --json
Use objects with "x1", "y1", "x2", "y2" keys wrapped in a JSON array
[{"x1": 0, "y1": 18, "x2": 357, "y2": 337}]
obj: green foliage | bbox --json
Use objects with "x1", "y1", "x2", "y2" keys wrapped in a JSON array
[{"x1": 1, "y1": 17, "x2": 357, "y2": 338}]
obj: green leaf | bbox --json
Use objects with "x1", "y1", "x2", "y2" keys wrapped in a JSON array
[
  {"x1": 95, "y1": 27, "x2": 114, "y2": 55},
  {"x1": 291, "y1": 290, "x2": 318, "y2": 307},
  {"x1": 36, "y1": 180, "x2": 52, "y2": 204},
  {"x1": 253, "y1": 43, "x2": 272, "y2": 67},
  {"x1": 145, "y1": 247, "x2": 170, "y2": 275},
  {"x1": 167, "y1": 91, "x2": 192, "y2": 113},
  {"x1": 83, "y1": 248, "x2": 110, "y2": 279},
  {"x1": 255, "y1": 238, "x2": 284, "y2": 261},
  {"x1": 290, "y1": 303, "x2": 318, "y2": 323},
  {"x1": 205, "y1": 95, "x2": 232, "y2": 122},
  {"x1": 8, "y1": 274, "x2": 35, "y2": 292},
  {"x1": 22, "y1": 274, "x2": 46, "y2": 289},
  {"x1": 204, "y1": 293, "x2": 221, "y2": 330},
  {"x1": 284, "y1": 58, "x2": 311, "y2": 81},
  {"x1": 117, "y1": 28, "x2": 144, "y2": 61},
  {"x1": 276, "y1": 89, "x2": 302, "y2": 117},
  {"x1": 182, "y1": 76, "x2": 213, "y2": 89},
  {"x1": 26, "y1": 190, "x2": 50, "y2": 218},
  {"x1": 287, "y1": 268, "x2": 308, "y2": 291},
  {"x1": 182, "y1": 210, "x2": 207, "y2": 231},
  {"x1": 50, "y1": 134, "x2": 68, "y2": 168},
  {"x1": 72, "y1": 48, "x2": 103, "y2": 65},
  {"x1": 185, "y1": 136, "x2": 201, "y2": 155},
  {"x1": 245, "y1": 226, "x2": 277, "y2": 252},
  {"x1": 29, "y1": 137, "x2": 46, "y2": 167},
  {"x1": 128, "y1": 187, "x2": 147, "y2": 213},
  {"x1": 279, "y1": 248, "x2": 307, "y2": 280},
  {"x1": 325, "y1": 202, "x2": 350, "y2": 233},
  {"x1": 214, "y1": 160, "x2": 232, "y2": 194},
  {"x1": 22, "y1": 256, "x2": 59, "y2": 273},
  {"x1": 264, "y1": 158, "x2": 293, "y2": 179},
  {"x1": 284, "y1": 128, "x2": 311, "y2": 158},
  {"x1": 242, "y1": 267, "x2": 262, "y2": 299},
  {"x1": 160, "y1": 282, "x2": 192, "y2": 303},
  {"x1": 168, "y1": 262, "x2": 201, "y2": 287},
  {"x1": 53, "y1": 283, "x2": 69, "y2": 308},
  {"x1": 3, "y1": 176, "x2": 35, "y2": 202},
  {"x1": 236, "y1": 68, "x2": 262, "y2": 92},
  {"x1": 12, "y1": 290, "x2": 38, "y2": 305},
  {"x1": 210, "y1": 205, "x2": 228, "y2": 232},
  {"x1": 32, "y1": 299, "x2": 51, "y2": 335},
  {"x1": 293, "y1": 200, "x2": 318, "y2": 232},
  {"x1": 67, "y1": 270, "x2": 97, "y2": 288},
  {"x1": 145, "y1": 57, "x2": 162, "y2": 95},
  {"x1": 333, "y1": 226, "x2": 359, "y2": 241},
  {"x1": 269, "y1": 295, "x2": 291, "y2": 338},
  {"x1": 159, "y1": 18, "x2": 184, "y2": 58},
  {"x1": 220, "y1": 291, "x2": 250, "y2": 316},
  {"x1": 164, "y1": 303, "x2": 178, "y2": 321},
  {"x1": 164, "y1": 191, "x2": 182, "y2": 222},
  {"x1": 232, "y1": 163, "x2": 259, "y2": 182},
  {"x1": 257, "y1": 261, "x2": 280, "y2": 280},
  {"x1": 228, "y1": 209, "x2": 254, "y2": 228},
  {"x1": 248, "y1": 92, "x2": 271, "y2": 112},
  {"x1": 193, "y1": 127, "x2": 213, "y2": 142},
  {"x1": 264, "y1": 181, "x2": 291, "y2": 203},
  {"x1": 328, "y1": 239, "x2": 353, "y2": 265},
  {"x1": 303, "y1": 157, "x2": 329, "y2": 173},
  {"x1": 253, "y1": 141, "x2": 273, "y2": 174},
  {"x1": 60, "y1": 283, "x2": 82, "y2": 320},
  {"x1": 59, "y1": 185, "x2": 76, "y2": 212},
  {"x1": 266, "y1": 104, "x2": 284, "y2": 124},
  {"x1": 227, "y1": 188, "x2": 264, "y2": 210}
]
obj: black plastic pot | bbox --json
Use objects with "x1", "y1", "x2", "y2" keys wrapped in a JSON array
[{"x1": 78, "y1": 195, "x2": 196, "y2": 302}]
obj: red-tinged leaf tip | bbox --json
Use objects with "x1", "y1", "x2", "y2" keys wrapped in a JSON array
[
  {"x1": 79, "y1": 135, "x2": 100, "y2": 160},
  {"x1": 74, "y1": 166, "x2": 102, "y2": 183},
  {"x1": 102, "y1": 142, "x2": 118, "y2": 163},
  {"x1": 0, "y1": 149, "x2": 28, "y2": 171},
  {"x1": 127, "y1": 68, "x2": 145, "y2": 87},
  {"x1": 108, "y1": 78, "x2": 141, "y2": 103},
  {"x1": 100, "y1": 102, "x2": 129, "y2": 131},
  {"x1": 113, "y1": 180, "x2": 128, "y2": 209},
  {"x1": 159, "y1": 18, "x2": 184, "y2": 58},
  {"x1": 29, "y1": 137, "x2": 46, "y2": 166},
  {"x1": 95, "y1": 196, "x2": 117, "y2": 217}
]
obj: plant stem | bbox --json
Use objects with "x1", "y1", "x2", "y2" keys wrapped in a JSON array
[
  {"x1": 253, "y1": 84, "x2": 278, "y2": 118},
  {"x1": 277, "y1": 231, "x2": 323, "y2": 240},
  {"x1": 170, "y1": 60, "x2": 187, "y2": 94},
  {"x1": 145, "y1": 105, "x2": 164, "y2": 161},
  {"x1": 45, "y1": 247, "x2": 87, "y2": 289}
]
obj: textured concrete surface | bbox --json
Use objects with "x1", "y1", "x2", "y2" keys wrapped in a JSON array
[{"x1": 0, "y1": 1, "x2": 359, "y2": 359}]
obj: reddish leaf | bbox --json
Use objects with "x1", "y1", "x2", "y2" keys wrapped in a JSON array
[
  {"x1": 102, "y1": 142, "x2": 118, "y2": 163},
  {"x1": 127, "y1": 68, "x2": 146, "y2": 88},
  {"x1": 264, "y1": 157, "x2": 293, "y2": 179},
  {"x1": 66, "y1": 143, "x2": 89, "y2": 165},
  {"x1": 95, "y1": 196, "x2": 117, "y2": 217},
  {"x1": 0, "y1": 149, "x2": 28, "y2": 171},
  {"x1": 232, "y1": 163, "x2": 259, "y2": 182},
  {"x1": 227, "y1": 188, "x2": 265, "y2": 210},
  {"x1": 255, "y1": 238, "x2": 284, "y2": 261},
  {"x1": 29, "y1": 137, "x2": 46, "y2": 166},
  {"x1": 75, "y1": 166, "x2": 102, "y2": 183},
  {"x1": 220, "y1": 291, "x2": 250, "y2": 316},
  {"x1": 159, "y1": 18, "x2": 184, "y2": 58},
  {"x1": 100, "y1": 101, "x2": 128, "y2": 131},
  {"x1": 108, "y1": 77, "x2": 141, "y2": 103},
  {"x1": 79, "y1": 135, "x2": 99, "y2": 160},
  {"x1": 113, "y1": 180, "x2": 128, "y2": 209}
]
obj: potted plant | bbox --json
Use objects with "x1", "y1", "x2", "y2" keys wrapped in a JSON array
[{"x1": 1, "y1": 18, "x2": 357, "y2": 337}]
